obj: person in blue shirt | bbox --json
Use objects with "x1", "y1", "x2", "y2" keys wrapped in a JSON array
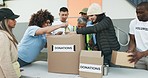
[{"x1": 17, "y1": 9, "x2": 68, "y2": 67}]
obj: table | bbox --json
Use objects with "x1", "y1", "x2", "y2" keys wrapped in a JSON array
[{"x1": 21, "y1": 61, "x2": 148, "y2": 78}]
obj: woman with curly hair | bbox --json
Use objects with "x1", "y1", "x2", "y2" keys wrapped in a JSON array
[{"x1": 17, "y1": 9, "x2": 67, "y2": 67}]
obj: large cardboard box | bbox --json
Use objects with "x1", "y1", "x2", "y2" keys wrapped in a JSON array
[
  {"x1": 111, "y1": 51, "x2": 134, "y2": 67},
  {"x1": 79, "y1": 50, "x2": 103, "y2": 78},
  {"x1": 47, "y1": 34, "x2": 85, "y2": 74}
]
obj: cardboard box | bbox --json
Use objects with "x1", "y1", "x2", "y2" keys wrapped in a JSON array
[
  {"x1": 111, "y1": 51, "x2": 134, "y2": 67},
  {"x1": 79, "y1": 50, "x2": 103, "y2": 78},
  {"x1": 47, "y1": 34, "x2": 85, "y2": 74}
]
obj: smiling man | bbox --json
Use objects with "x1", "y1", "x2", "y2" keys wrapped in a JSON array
[
  {"x1": 128, "y1": 2, "x2": 148, "y2": 70},
  {"x1": 52, "y1": 7, "x2": 74, "y2": 35}
]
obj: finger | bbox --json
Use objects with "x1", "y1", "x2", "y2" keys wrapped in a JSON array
[
  {"x1": 128, "y1": 54, "x2": 134, "y2": 57},
  {"x1": 128, "y1": 58, "x2": 135, "y2": 63},
  {"x1": 134, "y1": 59, "x2": 138, "y2": 64}
]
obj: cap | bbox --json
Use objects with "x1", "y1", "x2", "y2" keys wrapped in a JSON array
[
  {"x1": 0, "y1": 8, "x2": 19, "y2": 21},
  {"x1": 79, "y1": 8, "x2": 88, "y2": 14}
]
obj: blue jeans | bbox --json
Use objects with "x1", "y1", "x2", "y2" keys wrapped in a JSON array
[{"x1": 17, "y1": 58, "x2": 31, "y2": 67}]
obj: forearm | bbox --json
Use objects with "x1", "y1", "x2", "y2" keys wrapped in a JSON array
[
  {"x1": 142, "y1": 50, "x2": 148, "y2": 57},
  {"x1": 76, "y1": 26, "x2": 96, "y2": 34},
  {"x1": 77, "y1": 17, "x2": 112, "y2": 35},
  {"x1": 46, "y1": 25, "x2": 62, "y2": 33},
  {"x1": 36, "y1": 25, "x2": 62, "y2": 35},
  {"x1": 127, "y1": 34, "x2": 136, "y2": 52},
  {"x1": 127, "y1": 43, "x2": 136, "y2": 52}
]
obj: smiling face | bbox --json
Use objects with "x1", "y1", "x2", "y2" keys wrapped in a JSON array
[
  {"x1": 136, "y1": 6, "x2": 148, "y2": 22},
  {"x1": 88, "y1": 15, "x2": 97, "y2": 22},
  {"x1": 42, "y1": 20, "x2": 51, "y2": 28},
  {"x1": 59, "y1": 11, "x2": 69, "y2": 22}
]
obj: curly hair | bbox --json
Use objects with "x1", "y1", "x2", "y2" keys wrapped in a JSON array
[{"x1": 29, "y1": 9, "x2": 54, "y2": 27}]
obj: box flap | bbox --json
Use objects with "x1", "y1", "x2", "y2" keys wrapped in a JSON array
[
  {"x1": 81, "y1": 50, "x2": 102, "y2": 57},
  {"x1": 111, "y1": 51, "x2": 117, "y2": 64}
]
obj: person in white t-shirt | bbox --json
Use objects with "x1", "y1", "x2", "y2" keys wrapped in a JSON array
[
  {"x1": 52, "y1": 7, "x2": 74, "y2": 35},
  {"x1": 128, "y1": 2, "x2": 148, "y2": 70}
]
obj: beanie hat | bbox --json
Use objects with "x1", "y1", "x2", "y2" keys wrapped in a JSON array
[
  {"x1": 87, "y1": 3, "x2": 103, "y2": 16},
  {"x1": 79, "y1": 8, "x2": 88, "y2": 14}
]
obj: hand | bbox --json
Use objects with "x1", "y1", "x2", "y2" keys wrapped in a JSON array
[
  {"x1": 127, "y1": 50, "x2": 133, "y2": 53},
  {"x1": 55, "y1": 31, "x2": 63, "y2": 35},
  {"x1": 60, "y1": 23, "x2": 68, "y2": 28},
  {"x1": 128, "y1": 52, "x2": 144, "y2": 64},
  {"x1": 66, "y1": 32, "x2": 76, "y2": 35},
  {"x1": 88, "y1": 39, "x2": 93, "y2": 47},
  {"x1": 92, "y1": 46, "x2": 98, "y2": 51}
]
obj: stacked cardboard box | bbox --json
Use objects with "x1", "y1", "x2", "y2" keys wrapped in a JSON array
[{"x1": 79, "y1": 50, "x2": 103, "y2": 78}]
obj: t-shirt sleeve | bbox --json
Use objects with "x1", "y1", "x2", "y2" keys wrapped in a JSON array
[
  {"x1": 129, "y1": 20, "x2": 135, "y2": 35},
  {"x1": 27, "y1": 26, "x2": 40, "y2": 36}
]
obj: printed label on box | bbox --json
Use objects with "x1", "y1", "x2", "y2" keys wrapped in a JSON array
[
  {"x1": 52, "y1": 45, "x2": 75, "y2": 52},
  {"x1": 79, "y1": 63, "x2": 102, "y2": 73}
]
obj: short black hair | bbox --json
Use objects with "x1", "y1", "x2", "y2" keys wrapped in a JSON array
[
  {"x1": 60, "y1": 7, "x2": 68, "y2": 12},
  {"x1": 137, "y1": 2, "x2": 148, "y2": 10}
]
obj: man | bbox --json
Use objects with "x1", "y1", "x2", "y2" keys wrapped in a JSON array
[
  {"x1": 76, "y1": 3, "x2": 120, "y2": 66},
  {"x1": 79, "y1": 8, "x2": 95, "y2": 51},
  {"x1": 79, "y1": 8, "x2": 88, "y2": 19},
  {"x1": 128, "y1": 2, "x2": 148, "y2": 70},
  {"x1": 52, "y1": 7, "x2": 74, "y2": 35},
  {"x1": 77, "y1": 17, "x2": 87, "y2": 29}
]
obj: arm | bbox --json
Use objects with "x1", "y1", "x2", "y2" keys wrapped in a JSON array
[
  {"x1": 129, "y1": 50, "x2": 148, "y2": 64},
  {"x1": 35, "y1": 23, "x2": 67, "y2": 35},
  {"x1": 77, "y1": 17, "x2": 111, "y2": 34},
  {"x1": 127, "y1": 34, "x2": 136, "y2": 52},
  {"x1": 127, "y1": 34, "x2": 148, "y2": 63},
  {"x1": 0, "y1": 33, "x2": 18, "y2": 78}
]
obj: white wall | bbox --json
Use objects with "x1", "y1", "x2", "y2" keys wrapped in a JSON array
[
  {"x1": 4, "y1": 0, "x2": 137, "y2": 22},
  {"x1": 102, "y1": 0, "x2": 136, "y2": 19},
  {"x1": 5, "y1": 0, "x2": 67, "y2": 23}
]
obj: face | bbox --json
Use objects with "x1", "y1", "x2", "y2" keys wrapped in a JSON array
[
  {"x1": 59, "y1": 11, "x2": 69, "y2": 22},
  {"x1": 77, "y1": 23, "x2": 86, "y2": 29},
  {"x1": 42, "y1": 20, "x2": 51, "y2": 28},
  {"x1": 80, "y1": 13, "x2": 88, "y2": 19},
  {"x1": 136, "y1": 6, "x2": 148, "y2": 22},
  {"x1": 88, "y1": 15, "x2": 97, "y2": 22},
  {"x1": 7, "y1": 19, "x2": 16, "y2": 28}
]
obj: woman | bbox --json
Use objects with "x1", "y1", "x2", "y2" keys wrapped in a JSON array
[
  {"x1": 0, "y1": 8, "x2": 21, "y2": 78},
  {"x1": 76, "y1": 3, "x2": 120, "y2": 66},
  {"x1": 18, "y1": 9, "x2": 67, "y2": 67}
]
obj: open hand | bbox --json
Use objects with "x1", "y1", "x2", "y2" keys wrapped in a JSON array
[{"x1": 128, "y1": 52, "x2": 144, "y2": 64}]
